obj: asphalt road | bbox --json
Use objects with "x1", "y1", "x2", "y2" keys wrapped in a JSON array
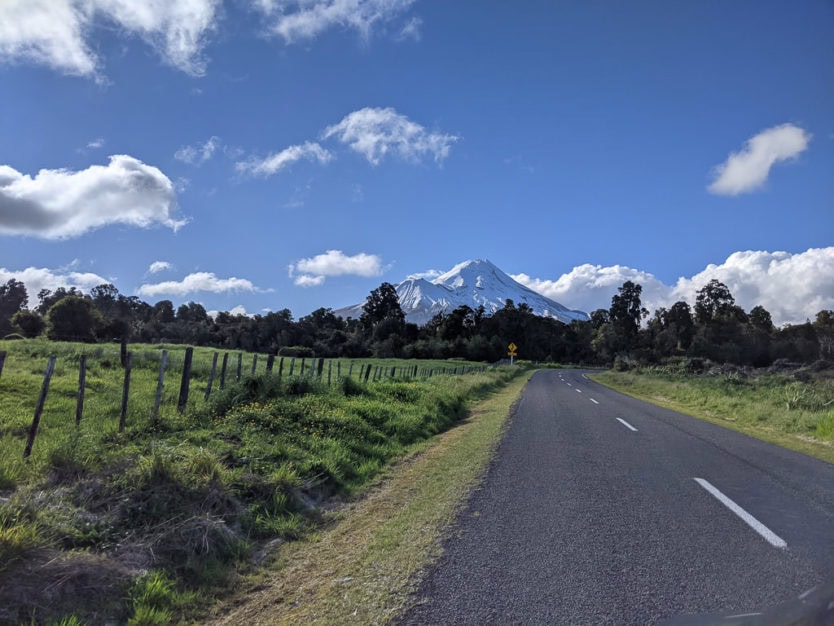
[{"x1": 399, "y1": 369, "x2": 834, "y2": 625}]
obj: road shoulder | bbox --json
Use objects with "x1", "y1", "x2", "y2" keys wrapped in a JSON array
[{"x1": 206, "y1": 371, "x2": 532, "y2": 625}]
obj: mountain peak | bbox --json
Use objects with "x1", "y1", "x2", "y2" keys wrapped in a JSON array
[{"x1": 334, "y1": 259, "x2": 589, "y2": 326}]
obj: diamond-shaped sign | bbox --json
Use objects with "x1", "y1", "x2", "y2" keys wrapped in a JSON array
[{"x1": 508, "y1": 342, "x2": 517, "y2": 352}]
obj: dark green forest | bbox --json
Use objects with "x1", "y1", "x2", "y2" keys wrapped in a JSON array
[{"x1": 1, "y1": 277, "x2": 831, "y2": 367}]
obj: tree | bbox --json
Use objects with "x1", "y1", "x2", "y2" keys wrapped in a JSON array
[
  {"x1": 694, "y1": 280, "x2": 736, "y2": 326},
  {"x1": 36, "y1": 287, "x2": 83, "y2": 315},
  {"x1": 748, "y1": 305, "x2": 774, "y2": 333},
  {"x1": 361, "y1": 283, "x2": 405, "y2": 329},
  {"x1": 0, "y1": 279, "x2": 28, "y2": 336},
  {"x1": 46, "y1": 296, "x2": 102, "y2": 342},
  {"x1": 608, "y1": 281, "x2": 647, "y2": 352},
  {"x1": 11, "y1": 309, "x2": 45, "y2": 338}
]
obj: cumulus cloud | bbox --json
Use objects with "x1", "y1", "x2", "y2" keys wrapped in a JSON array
[
  {"x1": 174, "y1": 136, "x2": 221, "y2": 164},
  {"x1": 137, "y1": 272, "x2": 262, "y2": 297},
  {"x1": 236, "y1": 142, "x2": 333, "y2": 177},
  {"x1": 0, "y1": 265, "x2": 108, "y2": 301},
  {"x1": 289, "y1": 249, "x2": 383, "y2": 286},
  {"x1": 0, "y1": 0, "x2": 220, "y2": 78},
  {"x1": 0, "y1": 155, "x2": 184, "y2": 239},
  {"x1": 148, "y1": 261, "x2": 172, "y2": 274},
  {"x1": 407, "y1": 269, "x2": 442, "y2": 280},
  {"x1": 208, "y1": 304, "x2": 250, "y2": 319},
  {"x1": 254, "y1": 0, "x2": 416, "y2": 44},
  {"x1": 323, "y1": 107, "x2": 458, "y2": 165},
  {"x1": 512, "y1": 248, "x2": 834, "y2": 326},
  {"x1": 708, "y1": 123, "x2": 811, "y2": 195},
  {"x1": 293, "y1": 274, "x2": 326, "y2": 288}
]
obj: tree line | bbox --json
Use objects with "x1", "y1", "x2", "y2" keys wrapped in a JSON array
[{"x1": 0, "y1": 277, "x2": 831, "y2": 367}]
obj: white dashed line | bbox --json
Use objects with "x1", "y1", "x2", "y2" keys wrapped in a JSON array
[
  {"x1": 693, "y1": 478, "x2": 787, "y2": 549},
  {"x1": 616, "y1": 418, "x2": 638, "y2": 432},
  {"x1": 575, "y1": 388, "x2": 582, "y2": 393},
  {"x1": 566, "y1": 383, "x2": 572, "y2": 386},
  {"x1": 590, "y1": 398, "x2": 599, "y2": 404}
]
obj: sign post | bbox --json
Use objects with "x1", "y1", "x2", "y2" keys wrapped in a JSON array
[{"x1": 508, "y1": 342, "x2": 517, "y2": 365}]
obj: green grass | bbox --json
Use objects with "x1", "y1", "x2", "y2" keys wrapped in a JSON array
[
  {"x1": 207, "y1": 370, "x2": 533, "y2": 625},
  {"x1": 0, "y1": 338, "x2": 511, "y2": 624},
  {"x1": 593, "y1": 367, "x2": 834, "y2": 464}
]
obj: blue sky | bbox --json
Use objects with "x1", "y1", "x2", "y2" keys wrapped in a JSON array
[{"x1": 1, "y1": 0, "x2": 832, "y2": 324}]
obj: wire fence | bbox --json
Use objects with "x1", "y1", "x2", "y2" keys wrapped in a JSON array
[{"x1": 0, "y1": 345, "x2": 488, "y2": 459}]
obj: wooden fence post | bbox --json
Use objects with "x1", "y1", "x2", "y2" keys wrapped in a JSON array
[
  {"x1": 300, "y1": 358, "x2": 305, "y2": 375},
  {"x1": 337, "y1": 361, "x2": 341, "y2": 379},
  {"x1": 120, "y1": 338, "x2": 128, "y2": 368},
  {"x1": 348, "y1": 361, "x2": 353, "y2": 377},
  {"x1": 177, "y1": 347, "x2": 193, "y2": 414},
  {"x1": 24, "y1": 356, "x2": 56, "y2": 459},
  {"x1": 289, "y1": 357, "x2": 295, "y2": 376},
  {"x1": 220, "y1": 353, "x2": 228, "y2": 389},
  {"x1": 278, "y1": 357, "x2": 284, "y2": 379},
  {"x1": 205, "y1": 352, "x2": 218, "y2": 401},
  {"x1": 119, "y1": 352, "x2": 132, "y2": 432},
  {"x1": 236, "y1": 353, "x2": 242, "y2": 381},
  {"x1": 391, "y1": 366, "x2": 396, "y2": 378},
  {"x1": 251, "y1": 354, "x2": 258, "y2": 375},
  {"x1": 364, "y1": 364, "x2": 372, "y2": 382},
  {"x1": 327, "y1": 361, "x2": 332, "y2": 386},
  {"x1": 357, "y1": 364, "x2": 363, "y2": 380},
  {"x1": 0, "y1": 350, "x2": 6, "y2": 380},
  {"x1": 317, "y1": 358, "x2": 324, "y2": 379},
  {"x1": 75, "y1": 355, "x2": 86, "y2": 426},
  {"x1": 153, "y1": 350, "x2": 168, "y2": 420},
  {"x1": 266, "y1": 354, "x2": 275, "y2": 373}
]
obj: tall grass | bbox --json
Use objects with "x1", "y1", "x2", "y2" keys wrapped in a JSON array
[
  {"x1": 595, "y1": 367, "x2": 834, "y2": 452},
  {"x1": 0, "y1": 338, "x2": 513, "y2": 624}
]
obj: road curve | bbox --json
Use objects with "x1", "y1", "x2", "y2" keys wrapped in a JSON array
[{"x1": 399, "y1": 369, "x2": 834, "y2": 625}]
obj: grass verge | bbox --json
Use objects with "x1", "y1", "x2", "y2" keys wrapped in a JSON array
[
  {"x1": 592, "y1": 369, "x2": 834, "y2": 465},
  {"x1": 207, "y1": 371, "x2": 533, "y2": 625}
]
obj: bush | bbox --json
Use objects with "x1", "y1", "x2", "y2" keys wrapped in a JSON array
[{"x1": 277, "y1": 346, "x2": 315, "y2": 358}]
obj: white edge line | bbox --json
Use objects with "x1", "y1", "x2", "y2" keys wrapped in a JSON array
[
  {"x1": 616, "y1": 417, "x2": 637, "y2": 432},
  {"x1": 693, "y1": 478, "x2": 787, "y2": 549},
  {"x1": 590, "y1": 398, "x2": 599, "y2": 404}
]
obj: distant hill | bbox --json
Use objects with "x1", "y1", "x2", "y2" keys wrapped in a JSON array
[{"x1": 334, "y1": 259, "x2": 589, "y2": 325}]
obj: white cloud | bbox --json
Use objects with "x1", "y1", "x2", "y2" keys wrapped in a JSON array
[
  {"x1": 236, "y1": 142, "x2": 333, "y2": 177},
  {"x1": 397, "y1": 16, "x2": 422, "y2": 41},
  {"x1": 708, "y1": 123, "x2": 811, "y2": 195},
  {"x1": 323, "y1": 107, "x2": 458, "y2": 165},
  {"x1": 513, "y1": 248, "x2": 834, "y2": 326},
  {"x1": 148, "y1": 261, "x2": 172, "y2": 273},
  {"x1": 407, "y1": 269, "x2": 442, "y2": 280},
  {"x1": 0, "y1": 0, "x2": 220, "y2": 78},
  {"x1": 87, "y1": 138, "x2": 105, "y2": 149},
  {"x1": 289, "y1": 249, "x2": 383, "y2": 286},
  {"x1": 294, "y1": 274, "x2": 326, "y2": 287},
  {"x1": 174, "y1": 136, "x2": 221, "y2": 164},
  {"x1": 0, "y1": 155, "x2": 185, "y2": 239},
  {"x1": 254, "y1": 0, "x2": 416, "y2": 44},
  {"x1": 512, "y1": 265, "x2": 669, "y2": 318},
  {"x1": 137, "y1": 272, "x2": 261, "y2": 297},
  {"x1": 0, "y1": 265, "x2": 108, "y2": 302},
  {"x1": 207, "y1": 304, "x2": 252, "y2": 319}
]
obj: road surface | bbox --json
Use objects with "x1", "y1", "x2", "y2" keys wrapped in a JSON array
[{"x1": 400, "y1": 369, "x2": 834, "y2": 625}]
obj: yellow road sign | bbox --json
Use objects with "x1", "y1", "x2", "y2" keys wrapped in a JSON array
[{"x1": 508, "y1": 342, "x2": 517, "y2": 352}]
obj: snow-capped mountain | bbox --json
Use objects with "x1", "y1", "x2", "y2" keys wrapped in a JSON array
[{"x1": 334, "y1": 259, "x2": 589, "y2": 325}]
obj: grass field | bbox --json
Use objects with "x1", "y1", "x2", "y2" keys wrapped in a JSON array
[
  {"x1": 593, "y1": 366, "x2": 834, "y2": 464},
  {"x1": 0, "y1": 338, "x2": 512, "y2": 625}
]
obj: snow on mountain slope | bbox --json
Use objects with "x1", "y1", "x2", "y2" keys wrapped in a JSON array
[{"x1": 334, "y1": 259, "x2": 589, "y2": 326}]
